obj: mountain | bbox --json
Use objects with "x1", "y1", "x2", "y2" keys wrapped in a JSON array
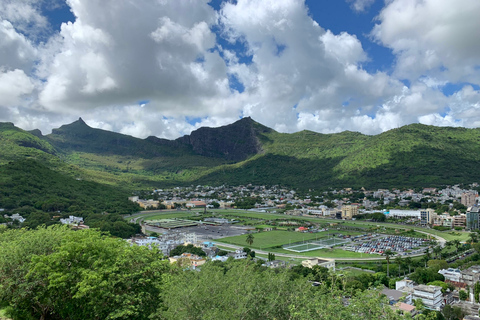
[{"x1": 2, "y1": 117, "x2": 480, "y2": 189}]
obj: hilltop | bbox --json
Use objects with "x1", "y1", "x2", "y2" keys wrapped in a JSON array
[{"x1": 1, "y1": 117, "x2": 480, "y2": 189}]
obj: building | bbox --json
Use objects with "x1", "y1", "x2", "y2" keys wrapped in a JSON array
[
  {"x1": 228, "y1": 249, "x2": 247, "y2": 260},
  {"x1": 301, "y1": 258, "x2": 335, "y2": 271},
  {"x1": 467, "y1": 206, "x2": 480, "y2": 229},
  {"x1": 462, "y1": 192, "x2": 478, "y2": 208},
  {"x1": 4, "y1": 213, "x2": 26, "y2": 223},
  {"x1": 169, "y1": 253, "x2": 206, "y2": 269},
  {"x1": 438, "y1": 268, "x2": 462, "y2": 283},
  {"x1": 453, "y1": 214, "x2": 466, "y2": 228},
  {"x1": 461, "y1": 266, "x2": 480, "y2": 286},
  {"x1": 386, "y1": 210, "x2": 421, "y2": 219},
  {"x1": 341, "y1": 205, "x2": 358, "y2": 220},
  {"x1": 382, "y1": 288, "x2": 411, "y2": 305},
  {"x1": 412, "y1": 285, "x2": 443, "y2": 310},
  {"x1": 186, "y1": 201, "x2": 207, "y2": 208},
  {"x1": 60, "y1": 215, "x2": 84, "y2": 225},
  {"x1": 420, "y1": 208, "x2": 436, "y2": 226},
  {"x1": 137, "y1": 199, "x2": 160, "y2": 209},
  {"x1": 467, "y1": 209, "x2": 480, "y2": 230}
]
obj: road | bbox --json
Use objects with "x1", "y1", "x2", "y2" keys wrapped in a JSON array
[{"x1": 127, "y1": 209, "x2": 449, "y2": 261}]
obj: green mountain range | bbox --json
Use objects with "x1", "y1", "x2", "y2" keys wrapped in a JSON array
[{"x1": 2, "y1": 117, "x2": 480, "y2": 190}]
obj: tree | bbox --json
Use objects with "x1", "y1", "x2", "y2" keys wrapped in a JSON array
[
  {"x1": 404, "y1": 256, "x2": 413, "y2": 274},
  {"x1": 459, "y1": 289, "x2": 468, "y2": 301},
  {"x1": 469, "y1": 232, "x2": 478, "y2": 244},
  {"x1": 0, "y1": 226, "x2": 170, "y2": 320},
  {"x1": 268, "y1": 252, "x2": 276, "y2": 261},
  {"x1": 421, "y1": 254, "x2": 431, "y2": 268},
  {"x1": 383, "y1": 249, "x2": 394, "y2": 277},
  {"x1": 453, "y1": 239, "x2": 461, "y2": 253},
  {"x1": 246, "y1": 233, "x2": 254, "y2": 246},
  {"x1": 433, "y1": 246, "x2": 442, "y2": 260},
  {"x1": 394, "y1": 256, "x2": 403, "y2": 276}
]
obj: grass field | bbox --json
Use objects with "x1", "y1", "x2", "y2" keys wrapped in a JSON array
[
  {"x1": 129, "y1": 209, "x2": 472, "y2": 261},
  {"x1": 219, "y1": 230, "x2": 327, "y2": 249}
]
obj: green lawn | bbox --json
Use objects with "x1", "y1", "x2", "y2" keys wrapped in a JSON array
[
  {"x1": 130, "y1": 209, "x2": 471, "y2": 246},
  {"x1": 219, "y1": 230, "x2": 326, "y2": 249}
]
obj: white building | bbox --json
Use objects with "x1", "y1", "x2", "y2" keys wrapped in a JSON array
[
  {"x1": 438, "y1": 268, "x2": 462, "y2": 283},
  {"x1": 385, "y1": 210, "x2": 421, "y2": 219},
  {"x1": 60, "y1": 215, "x2": 84, "y2": 225},
  {"x1": 412, "y1": 285, "x2": 443, "y2": 310}
]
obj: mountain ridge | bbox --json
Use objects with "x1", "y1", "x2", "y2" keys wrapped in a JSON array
[{"x1": 2, "y1": 117, "x2": 480, "y2": 189}]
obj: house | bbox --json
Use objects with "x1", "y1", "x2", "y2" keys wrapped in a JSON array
[
  {"x1": 301, "y1": 258, "x2": 335, "y2": 271},
  {"x1": 169, "y1": 253, "x2": 206, "y2": 268},
  {"x1": 392, "y1": 302, "x2": 417, "y2": 317},
  {"x1": 4, "y1": 213, "x2": 26, "y2": 223},
  {"x1": 412, "y1": 285, "x2": 443, "y2": 310},
  {"x1": 438, "y1": 268, "x2": 462, "y2": 283},
  {"x1": 265, "y1": 260, "x2": 287, "y2": 268},
  {"x1": 186, "y1": 201, "x2": 206, "y2": 208},
  {"x1": 228, "y1": 249, "x2": 247, "y2": 260},
  {"x1": 460, "y1": 266, "x2": 480, "y2": 286},
  {"x1": 60, "y1": 215, "x2": 84, "y2": 225},
  {"x1": 382, "y1": 288, "x2": 411, "y2": 305}
]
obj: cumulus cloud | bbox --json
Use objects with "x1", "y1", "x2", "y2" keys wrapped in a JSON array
[
  {"x1": 0, "y1": 69, "x2": 35, "y2": 106},
  {"x1": 0, "y1": 0, "x2": 479, "y2": 139},
  {"x1": 219, "y1": 0, "x2": 405, "y2": 134},
  {"x1": 372, "y1": 0, "x2": 480, "y2": 84}
]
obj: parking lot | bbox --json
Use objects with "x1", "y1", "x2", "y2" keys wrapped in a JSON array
[{"x1": 345, "y1": 235, "x2": 431, "y2": 255}]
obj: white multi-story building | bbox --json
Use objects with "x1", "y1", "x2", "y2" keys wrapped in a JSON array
[
  {"x1": 60, "y1": 215, "x2": 84, "y2": 225},
  {"x1": 412, "y1": 285, "x2": 443, "y2": 310},
  {"x1": 438, "y1": 268, "x2": 462, "y2": 282}
]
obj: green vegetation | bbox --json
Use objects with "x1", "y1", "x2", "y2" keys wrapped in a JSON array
[
  {"x1": 1, "y1": 226, "x2": 417, "y2": 320},
  {"x1": 0, "y1": 159, "x2": 140, "y2": 238},
  {"x1": 4, "y1": 118, "x2": 480, "y2": 190}
]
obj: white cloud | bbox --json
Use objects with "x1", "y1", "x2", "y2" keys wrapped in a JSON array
[
  {"x1": 0, "y1": 0, "x2": 479, "y2": 141},
  {"x1": 372, "y1": 0, "x2": 480, "y2": 84},
  {"x1": 347, "y1": 0, "x2": 376, "y2": 12},
  {"x1": 0, "y1": 69, "x2": 34, "y2": 106},
  {"x1": 0, "y1": 20, "x2": 37, "y2": 71}
]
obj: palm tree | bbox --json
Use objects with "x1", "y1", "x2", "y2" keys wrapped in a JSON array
[
  {"x1": 444, "y1": 241, "x2": 452, "y2": 251},
  {"x1": 469, "y1": 232, "x2": 478, "y2": 244},
  {"x1": 404, "y1": 256, "x2": 413, "y2": 274},
  {"x1": 384, "y1": 249, "x2": 394, "y2": 277},
  {"x1": 453, "y1": 239, "x2": 461, "y2": 253},
  {"x1": 246, "y1": 233, "x2": 254, "y2": 246},
  {"x1": 433, "y1": 246, "x2": 442, "y2": 260},
  {"x1": 421, "y1": 254, "x2": 430, "y2": 268},
  {"x1": 395, "y1": 256, "x2": 403, "y2": 276}
]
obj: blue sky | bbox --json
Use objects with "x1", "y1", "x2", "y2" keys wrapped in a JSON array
[{"x1": 1, "y1": 0, "x2": 479, "y2": 139}]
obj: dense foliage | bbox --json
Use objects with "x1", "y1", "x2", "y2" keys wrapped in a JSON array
[
  {"x1": 0, "y1": 159, "x2": 140, "y2": 238},
  {"x1": 3, "y1": 119, "x2": 480, "y2": 190},
  {"x1": 0, "y1": 226, "x2": 414, "y2": 320}
]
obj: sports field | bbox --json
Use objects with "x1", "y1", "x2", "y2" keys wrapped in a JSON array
[
  {"x1": 219, "y1": 230, "x2": 359, "y2": 249},
  {"x1": 283, "y1": 237, "x2": 350, "y2": 252}
]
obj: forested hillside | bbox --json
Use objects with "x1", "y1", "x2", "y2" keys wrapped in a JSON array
[
  {"x1": 0, "y1": 160, "x2": 140, "y2": 237},
  {"x1": 2, "y1": 118, "x2": 480, "y2": 193}
]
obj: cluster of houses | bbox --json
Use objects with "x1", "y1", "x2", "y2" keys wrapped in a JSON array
[
  {"x1": 381, "y1": 266, "x2": 480, "y2": 318},
  {"x1": 129, "y1": 184, "x2": 480, "y2": 230},
  {"x1": 1, "y1": 213, "x2": 89, "y2": 229}
]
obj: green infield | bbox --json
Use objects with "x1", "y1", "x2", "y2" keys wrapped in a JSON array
[
  {"x1": 218, "y1": 230, "x2": 361, "y2": 249},
  {"x1": 129, "y1": 208, "x2": 471, "y2": 243}
]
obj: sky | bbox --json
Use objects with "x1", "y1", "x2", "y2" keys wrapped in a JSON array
[{"x1": 1, "y1": 0, "x2": 480, "y2": 139}]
